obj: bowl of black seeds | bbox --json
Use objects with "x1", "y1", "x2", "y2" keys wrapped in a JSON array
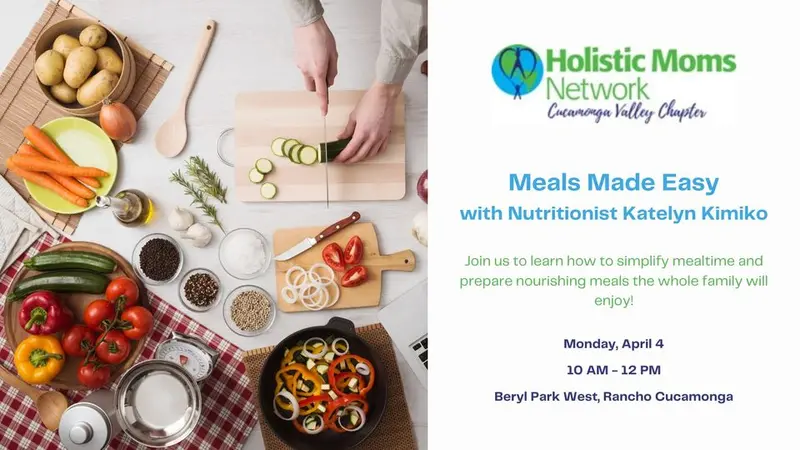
[
  {"x1": 132, "y1": 233, "x2": 184, "y2": 285},
  {"x1": 179, "y1": 268, "x2": 222, "y2": 312}
]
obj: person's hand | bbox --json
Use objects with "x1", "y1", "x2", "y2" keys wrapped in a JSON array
[
  {"x1": 293, "y1": 19, "x2": 337, "y2": 115},
  {"x1": 335, "y1": 83, "x2": 401, "y2": 164}
]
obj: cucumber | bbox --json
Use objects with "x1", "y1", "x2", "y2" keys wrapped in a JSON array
[
  {"x1": 271, "y1": 138, "x2": 286, "y2": 157},
  {"x1": 255, "y1": 158, "x2": 273, "y2": 174},
  {"x1": 288, "y1": 144, "x2": 304, "y2": 164},
  {"x1": 23, "y1": 251, "x2": 117, "y2": 274},
  {"x1": 260, "y1": 182, "x2": 277, "y2": 199},
  {"x1": 248, "y1": 168, "x2": 265, "y2": 183},
  {"x1": 282, "y1": 139, "x2": 300, "y2": 157},
  {"x1": 298, "y1": 146, "x2": 318, "y2": 165},
  {"x1": 7, "y1": 271, "x2": 109, "y2": 302},
  {"x1": 318, "y1": 138, "x2": 352, "y2": 163}
]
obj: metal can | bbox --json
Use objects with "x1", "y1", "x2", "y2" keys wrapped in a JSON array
[
  {"x1": 58, "y1": 390, "x2": 121, "y2": 450},
  {"x1": 115, "y1": 360, "x2": 202, "y2": 448}
]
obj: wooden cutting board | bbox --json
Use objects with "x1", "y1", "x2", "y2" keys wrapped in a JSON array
[
  {"x1": 273, "y1": 222, "x2": 415, "y2": 312},
  {"x1": 234, "y1": 90, "x2": 406, "y2": 202},
  {"x1": 3, "y1": 242, "x2": 148, "y2": 391}
]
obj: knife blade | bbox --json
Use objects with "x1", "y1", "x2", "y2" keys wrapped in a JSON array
[
  {"x1": 274, "y1": 211, "x2": 361, "y2": 261},
  {"x1": 323, "y1": 86, "x2": 330, "y2": 208}
]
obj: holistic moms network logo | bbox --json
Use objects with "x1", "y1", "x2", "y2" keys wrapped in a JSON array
[
  {"x1": 491, "y1": 45, "x2": 738, "y2": 124},
  {"x1": 491, "y1": 45, "x2": 544, "y2": 99}
]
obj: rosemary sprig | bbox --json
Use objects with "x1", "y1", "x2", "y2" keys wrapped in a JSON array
[
  {"x1": 169, "y1": 170, "x2": 225, "y2": 232},
  {"x1": 185, "y1": 156, "x2": 227, "y2": 204}
]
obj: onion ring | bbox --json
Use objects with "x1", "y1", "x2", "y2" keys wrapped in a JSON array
[
  {"x1": 299, "y1": 284, "x2": 325, "y2": 305},
  {"x1": 355, "y1": 362, "x2": 370, "y2": 376},
  {"x1": 337, "y1": 405, "x2": 366, "y2": 432},
  {"x1": 281, "y1": 286, "x2": 299, "y2": 304},
  {"x1": 325, "y1": 282, "x2": 341, "y2": 308},
  {"x1": 302, "y1": 337, "x2": 328, "y2": 359},
  {"x1": 301, "y1": 285, "x2": 329, "y2": 310},
  {"x1": 273, "y1": 391, "x2": 300, "y2": 421},
  {"x1": 332, "y1": 338, "x2": 349, "y2": 356},
  {"x1": 309, "y1": 263, "x2": 335, "y2": 284},
  {"x1": 285, "y1": 266, "x2": 308, "y2": 288},
  {"x1": 302, "y1": 414, "x2": 325, "y2": 435}
]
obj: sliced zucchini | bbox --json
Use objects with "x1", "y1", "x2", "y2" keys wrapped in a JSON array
[
  {"x1": 248, "y1": 168, "x2": 265, "y2": 184},
  {"x1": 299, "y1": 146, "x2": 318, "y2": 165},
  {"x1": 318, "y1": 137, "x2": 352, "y2": 163},
  {"x1": 282, "y1": 139, "x2": 300, "y2": 157},
  {"x1": 271, "y1": 138, "x2": 287, "y2": 157},
  {"x1": 260, "y1": 182, "x2": 277, "y2": 199},
  {"x1": 255, "y1": 158, "x2": 273, "y2": 174},
  {"x1": 288, "y1": 143, "x2": 304, "y2": 164}
]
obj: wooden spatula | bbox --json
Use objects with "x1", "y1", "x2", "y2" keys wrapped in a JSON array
[{"x1": 156, "y1": 20, "x2": 217, "y2": 158}]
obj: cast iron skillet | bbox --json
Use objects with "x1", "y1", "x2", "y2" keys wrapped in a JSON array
[{"x1": 260, "y1": 317, "x2": 388, "y2": 450}]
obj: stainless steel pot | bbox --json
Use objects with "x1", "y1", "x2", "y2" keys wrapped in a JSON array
[
  {"x1": 115, "y1": 360, "x2": 202, "y2": 448},
  {"x1": 59, "y1": 389, "x2": 121, "y2": 450}
]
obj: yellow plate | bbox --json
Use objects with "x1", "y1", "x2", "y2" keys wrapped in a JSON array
[{"x1": 24, "y1": 117, "x2": 118, "y2": 214}]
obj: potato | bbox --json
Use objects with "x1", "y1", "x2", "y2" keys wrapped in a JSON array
[
  {"x1": 95, "y1": 47, "x2": 123, "y2": 74},
  {"x1": 34, "y1": 50, "x2": 65, "y2": 86},
  {"x1": 79, "y1": 25, "x2": 107, "y2": 49},
  {"x1": 64, "y1": 47, "x2": 97, "y2": 89},
  {"x1": 77, "y1": 69, "x2": 119, "y2": 106},
  {"x1": 50, "y1": 82, "x2": 77, "y2": 104},
  {"x1": 52, "y1": 34, "x2": 80, "y2": 58}
]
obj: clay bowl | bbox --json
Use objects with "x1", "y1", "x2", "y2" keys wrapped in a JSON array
[{"x1": 34, "y1": 18, "x2": 136, "y2": 117}]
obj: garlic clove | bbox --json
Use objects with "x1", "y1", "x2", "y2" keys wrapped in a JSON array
[
  {"x1": 182, "y1": 223, "x2": 213, "y2": 248},
  {"x1": 169, "y1": 207, "x2": 194, "y2": 231}
]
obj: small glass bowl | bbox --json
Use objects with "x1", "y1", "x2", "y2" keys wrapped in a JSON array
[
  {"x1": 132, "y1": 233, "x2": 184, "y2": 285},
  {"x1": 223, "y1": 285, "x2": 276, "y2": 337},
  {"x1": 178, "y1": 268, "x2": 223, "y2": 312},
  {"x1": 218, "y1": 228, "x2": 273, "y2": 280}
]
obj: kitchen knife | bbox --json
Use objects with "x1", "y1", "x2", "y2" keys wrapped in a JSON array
[
  {"x1": 323, "y1": 86, "x2": 330, "y2": 208},
  {"x1": 274, "y1": 211, "x2": 361, "y2": 261}
]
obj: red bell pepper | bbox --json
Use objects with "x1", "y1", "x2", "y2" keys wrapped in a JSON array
[{"x1": 18, "y1": 291, "x2": 73, "y2": 335}]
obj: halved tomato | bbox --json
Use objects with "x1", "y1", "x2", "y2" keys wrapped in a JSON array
[
  {"x1": 344, "y1": 236, "x2": 364, "y2": 265},
  {"x1": 341, "y1": 266, "x2": 368, "y2": 287},
  {"x1": 322, "y1": 243, "x2": 346, "y2": 272}
]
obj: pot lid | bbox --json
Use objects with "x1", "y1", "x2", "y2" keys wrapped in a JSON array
[
  {"x1": 58, "y1": 403, "x2": 111, "y2": 450},
  {"x1": 115, "y1": 360, "x2": 202, "y2": 448}
]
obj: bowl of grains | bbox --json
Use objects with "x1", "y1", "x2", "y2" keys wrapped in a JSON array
[
  {"x1": 132, "y1": 233, "x2": 184, "y2": 285},
  {"x1": 179, "y1": 268, "x2": 222, "y2": 312},
  {"x1": 223, "y1": 285, "x2": 276, "y2": 337}
]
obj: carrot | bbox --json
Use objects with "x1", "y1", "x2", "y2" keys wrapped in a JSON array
[
  {"x1": 5, "y1": 158, "x2": 88, "y2": 208},
  {"x1": 8, "y1": 155, "x2": 109, "y2": 178},
  {"x1": 17, "y1": 145, "x2": 95, "y2": 200},
  {"x1": 23, "y1": 125, "x2": 100, "y2": 188}
]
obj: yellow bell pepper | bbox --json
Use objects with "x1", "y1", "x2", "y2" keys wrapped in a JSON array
[{"x1": 14, "y1": 335, "x2": 65, "y2": 385}]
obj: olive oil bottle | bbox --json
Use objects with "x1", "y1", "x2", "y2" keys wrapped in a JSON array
[{"x1": 96, "y1": 189, "x2": 155, "y2": 227}]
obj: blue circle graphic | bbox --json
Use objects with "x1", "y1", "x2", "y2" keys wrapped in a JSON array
[{"x1": 492, "y1": 45, "x2": 544, "y2": 98}]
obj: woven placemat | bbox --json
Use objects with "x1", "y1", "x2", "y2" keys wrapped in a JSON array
[
  {"x1": 243, "y1": 323, "x2": 418, "y2": 450},
  {"x1": 0, "y1": 0, "x2": 172, "y2": 235}
]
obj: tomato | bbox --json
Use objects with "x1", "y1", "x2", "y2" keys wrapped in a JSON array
[
  {"x1": 77, "y1": 360, "x2": 111, "y2": 389},
  {"x1": 95, "y1": 330, "x2": 131, "y2": 365},
  {"x1": 106, "y1": 277, "x2": 140, "y2": 309},
  {"x1": 344, "y1": 236, "x2": 364, "y2": 265},
  {"x1": 322, "y1": 243, "x2": 346, "y2": 272},
  {"x1": 341, "y1": 265, "x2": 368, "y2": 287},
  {"x1": 120, "y1": 306, "x2": 154, "y2": 340},
  {"x1": 84, "y1": 300, "x2": 116, "y2": 332},
  {"x1": 61, "y1": 325, "x2": 97, "y2": 357}
]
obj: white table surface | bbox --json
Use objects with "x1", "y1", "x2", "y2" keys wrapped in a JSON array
[{"x1": 1, "y1": 1, "x2": 428, "y2": 448}]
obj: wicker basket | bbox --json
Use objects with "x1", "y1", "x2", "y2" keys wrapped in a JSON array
[{"x1": 34, "y1": 18, "x2": 136, "y2": 117}]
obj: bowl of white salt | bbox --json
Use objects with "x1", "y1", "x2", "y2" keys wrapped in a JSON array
[{"x1": 218, "y1": 228, "x2": 272, "y2": 280}]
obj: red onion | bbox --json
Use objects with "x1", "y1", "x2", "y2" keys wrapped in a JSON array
[{"x1": 416, "y1": 170, "x2": 428, "y2": 204}]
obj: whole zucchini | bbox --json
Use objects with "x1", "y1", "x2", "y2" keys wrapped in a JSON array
[
  {"x1": 23, "y1": 251, "x2": 117, "y2": 274},
  {"x1": 7, "y1": 271, "x2": 109, "y2": 302}
]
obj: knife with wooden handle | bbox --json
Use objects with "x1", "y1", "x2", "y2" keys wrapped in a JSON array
[{"x1": 274, "y1": 212, "x2": 361, "y2": 261}]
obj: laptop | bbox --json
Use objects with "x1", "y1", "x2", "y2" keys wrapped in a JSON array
[{"x1": 379, "y1": 279, "x2": 427, "y2": 389}]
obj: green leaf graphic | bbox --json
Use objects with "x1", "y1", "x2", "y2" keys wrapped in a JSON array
[{"x1": 500, "y1": 50, "x2": 516, "y2": 77}]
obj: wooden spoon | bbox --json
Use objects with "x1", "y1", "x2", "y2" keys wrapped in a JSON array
[
  {"x1": 156, "y1": 19, "x2": 217, "y2": 158},
  {"x1": 0, "y1": 365, "x2": 69, "y2": 431}
]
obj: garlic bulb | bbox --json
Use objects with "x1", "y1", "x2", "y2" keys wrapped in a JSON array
[
  {"x1": 182, "y1": 223, "x2": 213, "y2": 248},
  {"x1": 169, "y1": 207, "x2": 194, "y2": 231},
  {"x1": 411, "y1": 210, "x2": 428, "y2": 247}
]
